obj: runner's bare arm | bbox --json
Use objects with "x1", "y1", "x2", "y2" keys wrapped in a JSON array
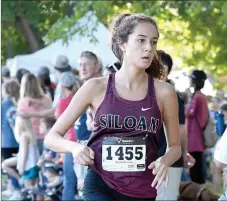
[
  {"x1": 149, "y1": 82, "x2": 181, "y2": 189},
  {"x1": 161, "y1": 84, "x2": 181, "y2": 165},
  {"x1": 179, "y1": 124, "x2": 188, "y2": 160},
  {"x1": 44, "y1": 78, "x2": 99, "y2": 153}
]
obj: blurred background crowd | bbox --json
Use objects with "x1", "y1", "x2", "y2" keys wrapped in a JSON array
[
  {"x1": 1, "y1": 50, "x2": 227, "y2": 200},
  {"x1": 1, "y1": 1, "x2": 227, "y2": 201}
]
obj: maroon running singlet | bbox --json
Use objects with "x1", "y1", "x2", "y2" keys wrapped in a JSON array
[{"x1": 87, "y1": 73, "x2": 162, "y2": 198}]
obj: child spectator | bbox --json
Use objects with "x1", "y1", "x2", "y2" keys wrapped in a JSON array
[
  {"x1": 39, "y1": 117, "x2": 60, "y2": 163},
  {"x1": 2, "y1": 80, "x2": 20, "y2": 158},
  {"x1": 186, "y1": 70, "x2": 208, "y2": 184},
  {"x1": 15, "y1": 117, "x2": 40, "y2": 188},
  {"x1": 2, "y1": 117, "x2": 40, "y2": 199},
  {"x1": 1, "y1": 80, "x2": 20, "y2": 198},
  {"x1": 42, "y1": 164, "x2": 63, "y2": 188}
]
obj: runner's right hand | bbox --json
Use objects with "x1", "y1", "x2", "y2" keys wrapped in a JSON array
[{"x1": 72, "y1": 144, "x2": 95, "y2": 166}]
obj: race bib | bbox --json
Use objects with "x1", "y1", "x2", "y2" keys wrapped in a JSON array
[{"x1": 102, "y1": 137, "x2": 146, "y2": 172}]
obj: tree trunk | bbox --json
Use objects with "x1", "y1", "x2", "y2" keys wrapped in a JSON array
[
  {"x1": 66, "y1": 1, "x2": 76, "y2": 17},
  {"x1": 16, "y1": 16, "x2": 40, "y2": 52}
]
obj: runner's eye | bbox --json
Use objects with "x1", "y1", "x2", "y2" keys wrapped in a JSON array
[{"x1": 138, "y1": 39, "x2": 145, "y2": 43}]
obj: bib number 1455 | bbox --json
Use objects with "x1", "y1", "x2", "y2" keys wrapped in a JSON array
[
  {"x1": 106, "y1": 146, "x2": 143, "y2": 161},
  {"x1": 102, "y1": 137, "x2": 146, "y2": 172}
]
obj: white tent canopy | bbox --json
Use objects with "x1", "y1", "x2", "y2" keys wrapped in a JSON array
[{"x1": 7, "y1": 13, "x2": 117, "y2": 77}]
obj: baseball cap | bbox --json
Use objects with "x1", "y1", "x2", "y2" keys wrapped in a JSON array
[
  {"x1": 37, "y1": 66, "x2": 50, "y2": 76},
  {"x1": 189, "y1": 70, "x2": 207, "y2": 81},
  {"x1": 59, "y1": 72, "x2": 75, "y2": 87},
  {"x1": 214, "y1": 129, "x2": 227, "y2": 165},
  {"x1": 2, "y1": 66, "x2": 10, "y2": 77},
  {"x1": 53, "y1": 55, "x2": 71, "y2": 72}
]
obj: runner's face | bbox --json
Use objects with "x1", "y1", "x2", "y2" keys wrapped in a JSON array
[
  {"x1": 123, "y1": 22, "x2": 158, "y2": 70},
  {"x1": 79, "y1": 57, "x2": 98, "y2": 80}
]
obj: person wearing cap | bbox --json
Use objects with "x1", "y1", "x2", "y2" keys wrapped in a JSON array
[
  {"x1": 214, "y1": 128, "x2": 227, "y2": 200},
  {"x1": 185, "y1": 70, "x2": 208, "y2": 184},
  {"x1": 55, "y1": 72, "x2": 82, "y2": 200},
  {"x1": 16, "y1": 68, "x2": 30, "y2": 84},
  {"x1": 1, "y1": 66, "x2": 11, "y2": 83},
  {"x1": 52, "y1": 55, "x2": 72, "y2": 108},
  {"x1": 37, "y1": 66, "x2": 56, "y2": 102}
]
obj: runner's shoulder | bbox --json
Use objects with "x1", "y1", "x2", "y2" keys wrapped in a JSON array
[
  {"x1": 83, "y1": 76, "x2": 109, "y2": 94},
  {"x1": 153, "y1": 79, "x2": 176, "y2": 98}
]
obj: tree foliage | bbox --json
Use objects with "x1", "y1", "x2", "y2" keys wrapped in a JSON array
[
  {"x1": 2, "y1": 1, "x2": 226, "y2": 87},
  {"x1": 1, "y1": 0, "x2": 68, "y2": 63}
]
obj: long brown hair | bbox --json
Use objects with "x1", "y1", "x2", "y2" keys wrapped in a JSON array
[
  {"x1": 20, "y1": 73, "x2": 44, "y2": 99},
  {"x1": 15, "y1": 117, "x2": 36, "y2": 144},
  {"x1": 109, "y1": 13, "x2": 164, "y2": 79}
]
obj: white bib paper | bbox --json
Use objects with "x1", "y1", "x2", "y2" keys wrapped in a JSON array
[{"x1": 102, "y1": 137, "x2": 146, "y2": 172}]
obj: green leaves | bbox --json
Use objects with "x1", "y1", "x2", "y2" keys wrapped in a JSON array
[{"x1": 1, "y1": 1, "x2": 226, "y2": 88}]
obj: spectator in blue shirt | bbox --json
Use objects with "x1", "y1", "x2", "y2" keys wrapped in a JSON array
[
  {"x1": 1, "y1": 80, "x2": 21, "y2": 196},
  {"x1": 2, "y1": 80, "x2": 20, "y2": 158}
]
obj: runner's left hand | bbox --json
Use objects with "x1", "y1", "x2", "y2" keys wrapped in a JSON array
[{"x1": 148, "y1": 157, "x2": 168, "y2": 189}]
